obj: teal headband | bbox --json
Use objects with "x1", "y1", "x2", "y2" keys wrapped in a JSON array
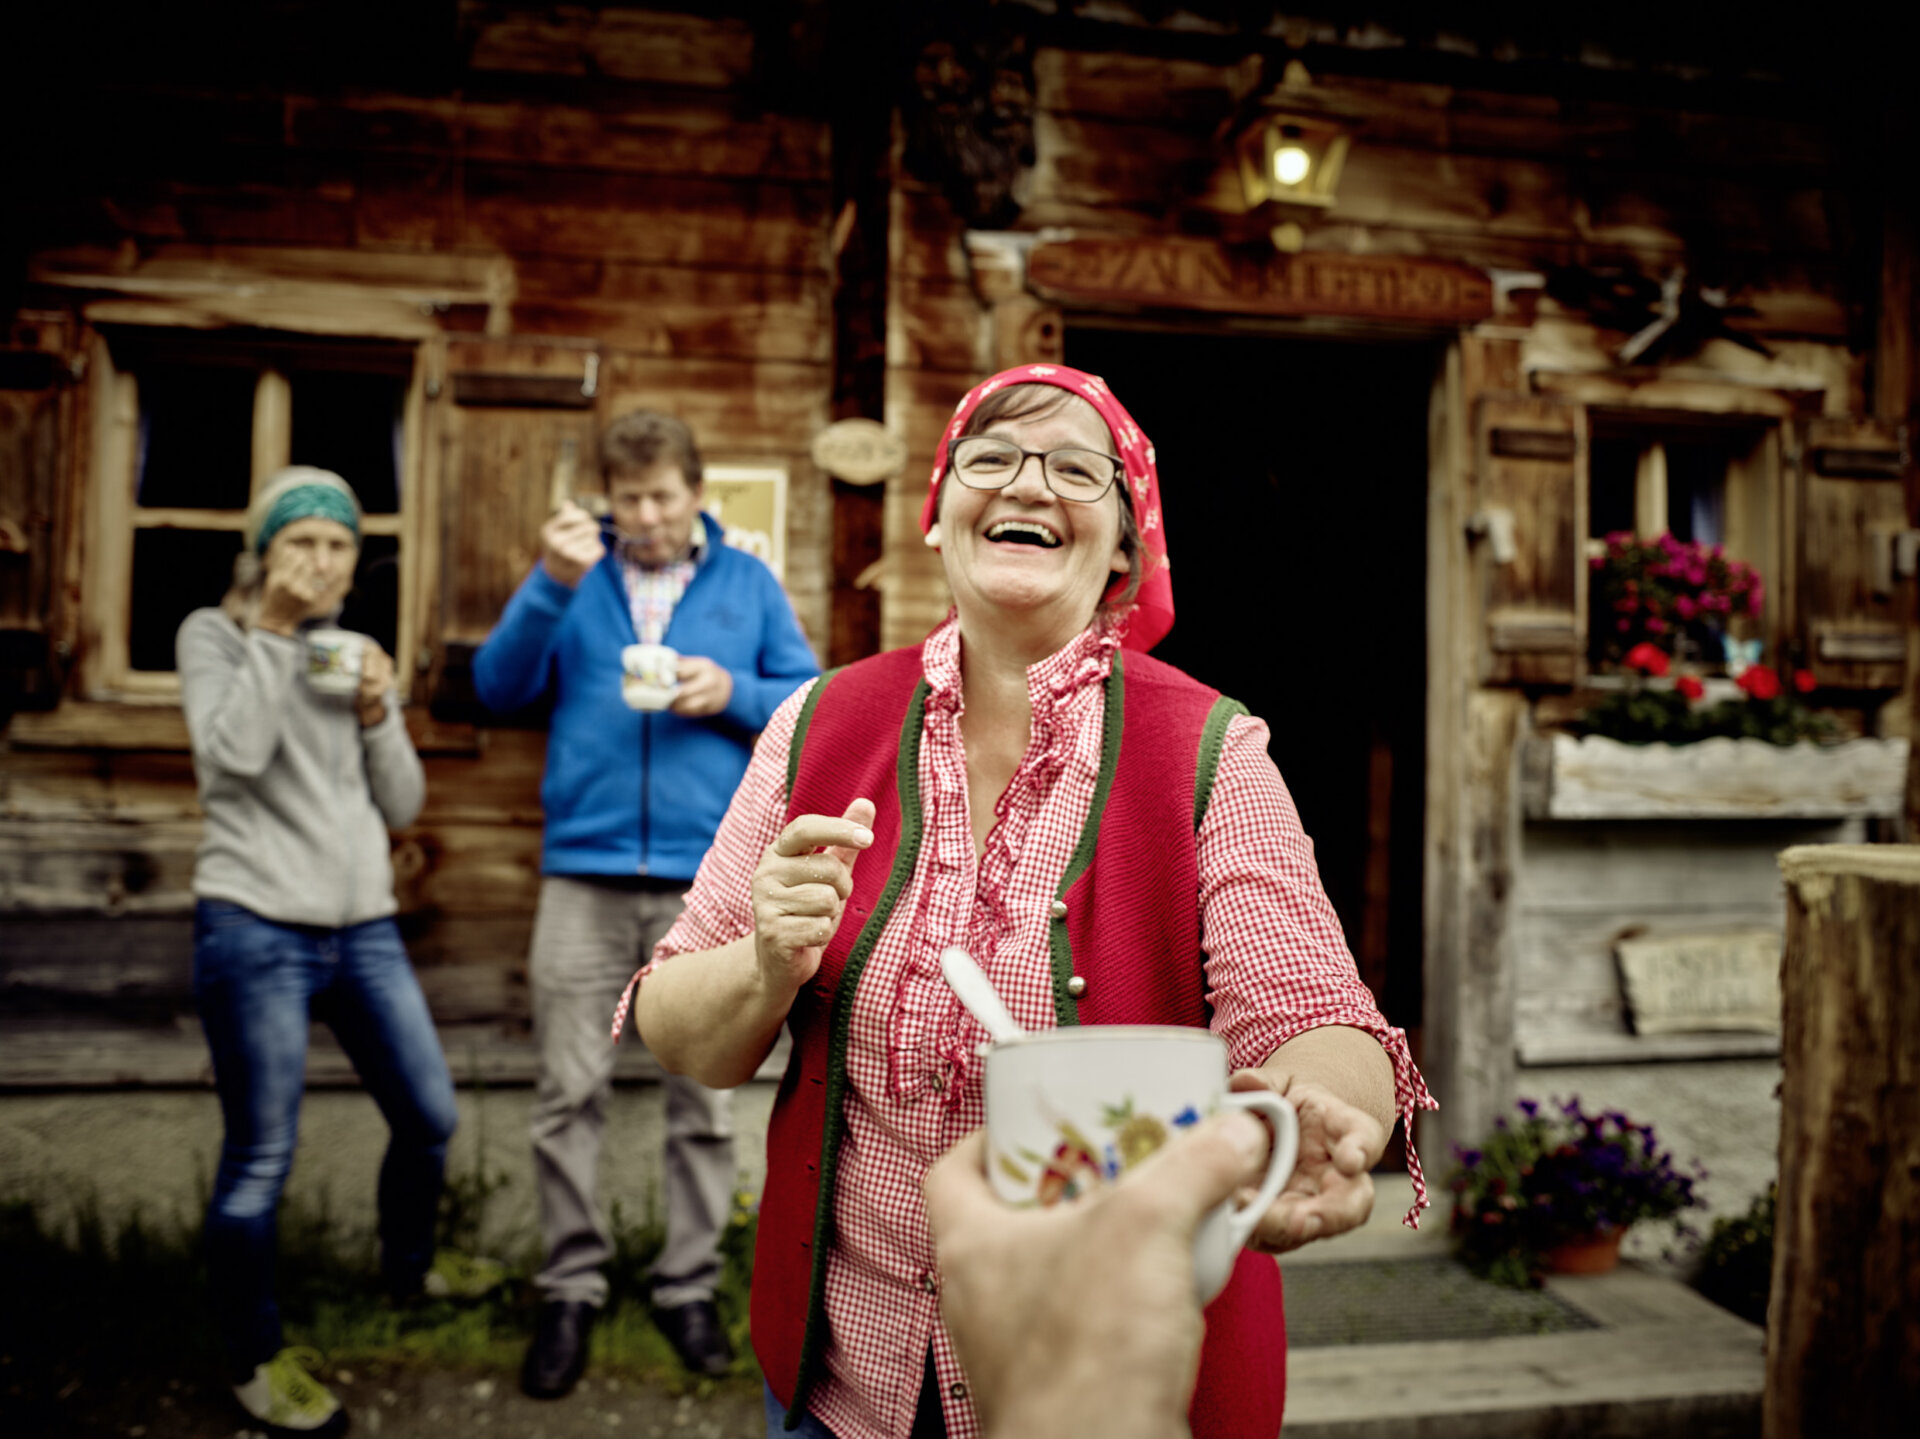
[{"x1": 255, "y1": 484, "x2": 361, "y2": 555}]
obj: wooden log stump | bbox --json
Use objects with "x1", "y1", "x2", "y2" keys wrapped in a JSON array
[{"x1": 1768, "y1": 844, "x2": 1920, "y2": 1439}]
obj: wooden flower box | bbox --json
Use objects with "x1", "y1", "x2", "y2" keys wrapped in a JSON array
[{"x1": 1522, "y1": 734, "x2": 1910, "y2": 821}]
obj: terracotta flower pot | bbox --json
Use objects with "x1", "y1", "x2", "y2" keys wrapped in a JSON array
[{"x1": 1546, "y1": 1229, "x2": 1625, "y2": 1275}]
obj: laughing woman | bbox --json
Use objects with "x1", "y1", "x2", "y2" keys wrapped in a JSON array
[
  {"x1": 622, "y1": 367, "x2": 1435, "y2": 1439},
  {"x1": 177, "y1": 467, "x2": 457, "y2": 1439}
]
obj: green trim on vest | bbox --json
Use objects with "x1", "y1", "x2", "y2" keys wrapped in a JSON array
[
  {"x1": 1194, "y1": 696, "x2": 1250, "y2": 832},
  {"x1": 1048, "y1": 652, "x2": 1128, "y2": 1027},
  {"x1": 787, "y1": 678, "x2": 931, "y2": 1425},
  {"x1": 786, "y1": 668, "x2": 842, "y2": 804}
]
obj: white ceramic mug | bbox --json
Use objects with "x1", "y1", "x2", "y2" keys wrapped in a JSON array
[
  {"x1": 304, "y1": 627, "x2": 366, "y2": 698},
  {"x1": 983, "y1": 1026, "x2": 1299, "y2": 1303},
  {"x1": 621, "y1": 642, "x2": 681, "y2": 711}
]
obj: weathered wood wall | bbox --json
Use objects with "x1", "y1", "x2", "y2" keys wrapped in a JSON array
[{"x1": 1, "y1": 5, "x2": 839, "y2": 1026}]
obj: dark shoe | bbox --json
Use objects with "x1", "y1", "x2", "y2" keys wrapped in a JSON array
[
  {"x1": 654, "y1": 1298, "x2": 734, "y2": 1377},
  {"x1": 521, "y1": 1299, "x2": 597, "y2": 1400}
]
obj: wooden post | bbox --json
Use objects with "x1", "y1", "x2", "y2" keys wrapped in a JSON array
[{"x1": 1768, "y1": 844, "x2": 1920, "y2": 1439}]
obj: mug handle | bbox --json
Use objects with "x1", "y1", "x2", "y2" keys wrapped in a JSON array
[{"x1": 1217, "y1": 1089, "x2": 1299, "y2": 1253}]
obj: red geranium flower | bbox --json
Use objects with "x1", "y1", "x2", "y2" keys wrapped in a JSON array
[
  {"x1": 1792, "y1": 669, "x2": 1816, "y2": 694},
  {"x1": 1675, "y1": 675, "x2": 1705, "y2": 701},
  {"x1": 1624, "y1": 642, "x2": 1670, "y2": 677},
  {"x1": 1737, "y1": 665, "x2": 1781, "y2": 701}
]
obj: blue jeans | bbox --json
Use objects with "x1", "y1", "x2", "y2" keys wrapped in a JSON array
[
  {"x1": 763, "y1": 1380, "x2": 840, "y2": 1438},
  {"x1": 193, "y1": 900, "x2": 458, "y2": 1375}
]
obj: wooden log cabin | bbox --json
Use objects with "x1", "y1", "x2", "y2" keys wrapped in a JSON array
[{"x1": 3, "y1": 2, "x2": 1917, "y2": 1163}]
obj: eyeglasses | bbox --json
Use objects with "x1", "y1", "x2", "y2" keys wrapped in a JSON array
[{"x1": 946, "y1": 436, "x2": 1123, "y2": 503}]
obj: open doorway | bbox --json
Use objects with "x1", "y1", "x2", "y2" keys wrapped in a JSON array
[{"x1": 1066, "y1": 327, "x2": 1432, "y2": 1039}]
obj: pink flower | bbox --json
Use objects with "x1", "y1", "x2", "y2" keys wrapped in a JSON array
[
  {"x1": 1746, "y1": 580, "x2": 1764, "y2": 616},
  {"x1": 1676, "y1": 675, "x2": 1705, "y2": 701},
  {"x1": 1646, "y1": 616, "x2": 1667, "y2": 633},
  {"x1": 1674, "y1": 595, "x2": 1698, "y2": 620}
]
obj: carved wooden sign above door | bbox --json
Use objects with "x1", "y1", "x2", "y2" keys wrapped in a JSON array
[{"x1": 1026, "y1": 237, "x2": 1493, "y2": 325}]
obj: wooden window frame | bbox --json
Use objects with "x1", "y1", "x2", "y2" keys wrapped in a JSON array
[
  {"x1": 79, "y1": 330, "x2": 430, "y2": 703},
  {"x1": 1581, "y1": 407, "x2": 1786, "y2": 678}
]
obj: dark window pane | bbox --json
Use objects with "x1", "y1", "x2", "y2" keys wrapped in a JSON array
[
  {"x1": 289, "y1": 370, "x2": 405, "y2": 513},
  {"x1": 1666, "y1": 439, "x2": 1727, "y2": 547},
  {"x1": 337, "y1": 534, "x2": 400, "y2": 659},
  {"x1": 130, "y1": 529, "x2": 243, "y2": 671},
  {"x1": 137, "y1": 366, "x2": 254, "y2": 510},
  {"x1": 1589, "y1": 437, "x2": 1638, "y2": 539}
]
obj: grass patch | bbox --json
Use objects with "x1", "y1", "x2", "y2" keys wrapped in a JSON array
[{"x1": 0, "y1": 1141, "x2": 764, "y2": 1403}]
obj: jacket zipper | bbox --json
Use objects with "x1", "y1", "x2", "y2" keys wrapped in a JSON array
[{"x1": 638, "y1": 709, "x2": 652, "y2": 875}]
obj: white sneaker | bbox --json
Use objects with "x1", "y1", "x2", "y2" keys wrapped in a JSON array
[{"x1": 232, "y1": 1346, "x2": 349, "y2": 1436}]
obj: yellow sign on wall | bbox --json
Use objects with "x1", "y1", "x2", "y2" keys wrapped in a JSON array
[{"x1": 703, "y1": 463, "x2": 788, "y2": 580}]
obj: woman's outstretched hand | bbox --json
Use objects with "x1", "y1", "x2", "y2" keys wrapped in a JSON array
[
  {"x1": 751, "y1": 798, "x2": 876, "y2": 995},
  {"x1": 1228, "y1": 1070, "x2": 1388, "y2": 1254}
]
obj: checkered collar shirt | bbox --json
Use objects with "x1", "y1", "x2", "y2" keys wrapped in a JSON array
[
  {"x1": 632, "y1": 614, "x2": 1434, "y2": 1439},
  {"x1": 616, "y1": 522, "x2": 706, "y2": 645}
]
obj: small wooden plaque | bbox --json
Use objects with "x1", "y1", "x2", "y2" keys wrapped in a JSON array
[
  {"x1": 1615, "y1": 930, "x2": 1782, "y2": 1036},
  {"x1": 811, "y1": 418, "x2": 907, "y2": 485}
]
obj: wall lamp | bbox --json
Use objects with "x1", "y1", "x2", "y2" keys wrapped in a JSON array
[{"x1": 1234, "y1": 112, "x2": 1350, "y2": 211}]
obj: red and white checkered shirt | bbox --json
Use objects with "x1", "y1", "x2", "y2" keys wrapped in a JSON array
[
  {"x1": 636, "y1": 615, "x2": 1434, "y2": 1439},
  {"x1": 617, "y1": 527, "x2": 703, "y2": 644}
]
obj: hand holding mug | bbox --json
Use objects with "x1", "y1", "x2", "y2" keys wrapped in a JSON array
[
  {"x1": 355, "y1": 640, "x2": 395, "y2": 728},
  {"x1": 750, "y1": 798, "x2": 875, "y2": 996},
  {"x1": 541, "y1": 500, "x2": 604, "y2": 588},
  {"x1": 926, "y1": 1115, "x2": 1273, "y2": 1439},
  {"x1": 669, "y1": 655, "x2": 733, "y2": 717}
]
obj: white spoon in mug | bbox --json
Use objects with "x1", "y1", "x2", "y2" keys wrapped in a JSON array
[{"x1": 938, "y1": 946, "x2": 1024, "y2": 1045}]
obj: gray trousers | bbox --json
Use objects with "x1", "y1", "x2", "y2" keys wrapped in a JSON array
[{"x1": 529, "y1": 875, "x2": 735, "y2": 1309}]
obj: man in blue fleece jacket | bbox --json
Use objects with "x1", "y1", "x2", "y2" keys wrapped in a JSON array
[{"x1": 473, "y1": 411, "x2": 817, "y2": 1398}]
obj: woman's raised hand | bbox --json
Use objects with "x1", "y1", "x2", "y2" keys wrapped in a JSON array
[
  {"x1": 257, "y1": 550, "x2": 328, "y2": 636},
  {"x1": 751, "y1": 798, "x2": 876, "y2": 994}
]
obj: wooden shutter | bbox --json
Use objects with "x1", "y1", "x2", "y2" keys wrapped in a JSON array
[
  {"x1": 428, "y1": 339, "x2": 601, "y2": 721},
  {"x1": 0, "y1": 323, "x2": 75, "y2": 713},
  {"x1": 1476, "y1": 394, "x2": 1588, "y2": 685},
  {"x1": 1790, "y1": 417, "x2": 1913, "y2": 690}
]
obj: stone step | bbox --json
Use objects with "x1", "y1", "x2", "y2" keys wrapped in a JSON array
[{"x1": 1278, "y1": 1178, "x2": 1764, "y2": 1439}]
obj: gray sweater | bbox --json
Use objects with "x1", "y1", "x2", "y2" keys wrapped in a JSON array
[{"x1": 177, "y1": 608, "x2": 424, "y2": 928}]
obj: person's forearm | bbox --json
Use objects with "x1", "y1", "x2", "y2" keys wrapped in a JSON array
[
  {"x1": 634, "y1": 935, "x2": 798, "y2": 1088},
  {"x1": 1260, "y1": 1024, "x2": 1395, "y2": 1133},
  {"x1": 362, "y1": 702, "x2": 425, "y2": 828},
  {"x1": 989, "y1": 1361, "x2": 1191, "y2": 1439}
]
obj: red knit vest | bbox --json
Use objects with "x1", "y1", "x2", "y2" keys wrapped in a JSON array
[{"x1": 755, "y1": 644, "x2": 1287, "y2": 1438}]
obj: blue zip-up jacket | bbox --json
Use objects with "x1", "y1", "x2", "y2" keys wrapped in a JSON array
[{"x1": 472, "y1": 512, "x2": 819, "y2": 880}]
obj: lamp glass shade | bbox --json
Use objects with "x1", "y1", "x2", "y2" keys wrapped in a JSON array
[{"x1": 1235, "y1": 114, "x2": 1350, "y2": 211}]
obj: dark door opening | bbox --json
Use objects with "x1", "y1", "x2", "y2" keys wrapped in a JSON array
[{"x1": 1066, "y1": 327, "x2": 1431, "y2": 1037}]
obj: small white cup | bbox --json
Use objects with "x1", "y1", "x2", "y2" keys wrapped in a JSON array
[
  {"x1": 983, "y1": 1025, "x2": 1298, "y2": 1303},
  {"x1": 304, "y1": 628, "x2": 366, "y2": 698},
  {"x1": 621, "y1": 643, "x2": 681, "y2": 711}
]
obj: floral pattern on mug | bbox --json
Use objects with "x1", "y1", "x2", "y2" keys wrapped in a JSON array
[{"x1": 994, "y1": 1098, "x2": 1202, "y2": 1207}]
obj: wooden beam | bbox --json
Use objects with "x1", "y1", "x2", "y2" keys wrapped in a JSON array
[{"x1": 1769, "y1": 845, "x2": 1920, "y2": 1437}]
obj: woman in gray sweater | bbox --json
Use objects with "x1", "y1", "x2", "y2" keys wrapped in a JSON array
[{"x1": 177, "y1": 467, "x2": 456, "y2": 1439}]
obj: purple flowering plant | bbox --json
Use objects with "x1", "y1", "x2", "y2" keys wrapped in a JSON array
[{"x1": 1447, "y1": 1097, "x2": 1704, "y2": 1288}]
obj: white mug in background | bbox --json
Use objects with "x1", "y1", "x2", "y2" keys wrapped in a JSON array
[
  {"x1": 983, "y1": 1026, "x2": 1298, "y2": 1303},
  {"x1": 621, "y1": 642, "x2": 681, "y2": 711},
  {"x1": 304, "y1": 628, "x2": 366, "y2": 698}
]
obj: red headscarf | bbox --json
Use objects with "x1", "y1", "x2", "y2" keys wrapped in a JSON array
[{"x1": 918, "y1": 363, "x2": 1174, "y2": 652}]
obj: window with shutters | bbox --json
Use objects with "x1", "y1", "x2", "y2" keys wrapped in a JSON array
[{"x1": 81, "y1": 330, "x2": 424, "y2": 698}]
